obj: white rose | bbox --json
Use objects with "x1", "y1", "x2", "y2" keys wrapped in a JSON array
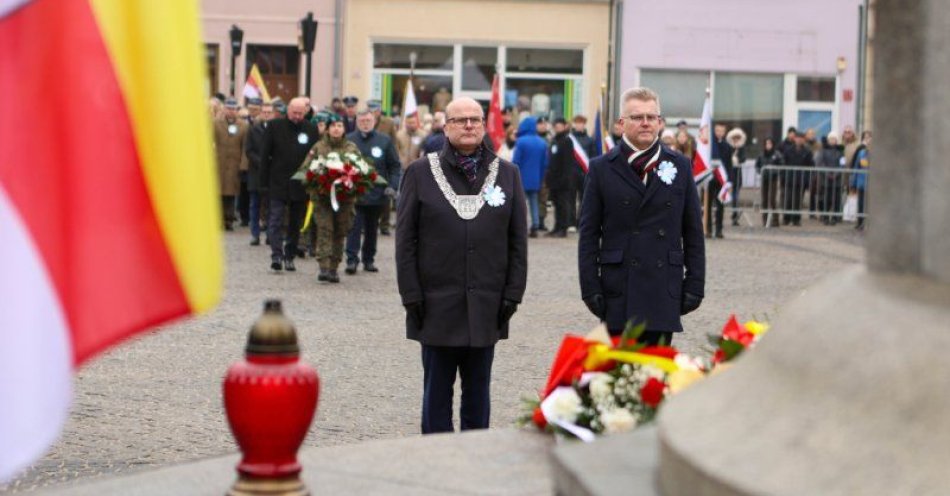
[
  {"x1": 546, "y1": 388, "x2": 583, "y2": 423},
  {"x1": 600, "y1": 408, "x2": 638, "y2": 434},
  {"x1": 674, "y1": 353, "x2": 702, "y2": 372}
]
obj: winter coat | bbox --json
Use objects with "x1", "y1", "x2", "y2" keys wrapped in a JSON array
[
  {"x1": 850, "y1": 144, "x2": 870, "y2": 190},
  {"x1": 546, "y1": 131, "x2": 577, "y2": 191},
  {"x1": 578, "y1": 144, "x2": 706, "y2": 334},
  {"x1": 346, "y1": 129, "x2": 401, "y2": 206},
  {"x1": 511, "y1": 116, "x2": 549, "y2": 192},
  {"x1": 244, "y1": 119, "x2": 269, "y2": 192},
  {"x1": 396, "y1": 141, "x2": 528, "y2": 347},
  {"x1": 213, "y1": 118, "x2": 249, "y2": 196},
  {"x1": 260, "y1": 117, "x2": 320, "y2": 202},
  {"x1": 755, "y1": 149, "x2": 784, "y2": 181}
]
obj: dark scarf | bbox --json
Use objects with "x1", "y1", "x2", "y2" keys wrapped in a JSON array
[
  {"x1": 452, "y1": 146, "x2": 483, "y2": 184},
  {"x1": 619, "y1": 137, "x2": 661, "y2": 181}
]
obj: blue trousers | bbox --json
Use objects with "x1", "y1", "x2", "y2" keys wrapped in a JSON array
[
  {"x1": 345, "y1": 205, "x2": 381, "y2": 265},
  {"x1": 249, "y1": 192, "x2": 261, "y2": 239},
  {"x1": 421, "y1": 344, "x2": 495, "y2": 434},
  {"x1": 525, "y1": 190, "x2": 540, "y2": 229}
]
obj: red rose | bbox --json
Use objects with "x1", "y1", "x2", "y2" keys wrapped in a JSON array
[
  {"x1": 640, "y1": 377, "x2": 665, "y2": 408},
  {"x1": 369, "y1": 171, "x2": 378, "y2": 181},
  {"x1": 532, "y1": 407, "x2": 547, "y2": 429},
  {"x1": 722, "y1": 315, "x2": 755, "y2": 346}
]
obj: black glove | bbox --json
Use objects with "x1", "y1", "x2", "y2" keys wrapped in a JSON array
[
  {"x1": 680, "y1": 292, "x2": 702, "y2": 316},
  {"x1": 583, "y1": 294, "x2": 606, "y2": 321},
  {"x1": 405, "y1": 301, "x2": 425, "y2": 328},
  {"x1": 497, "y1": 299, "x2": 519, "y2": 328}
]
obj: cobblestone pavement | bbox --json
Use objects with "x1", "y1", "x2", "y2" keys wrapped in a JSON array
[{"x1": 1, "y1": 219, "x2": 864, "y2": 493}]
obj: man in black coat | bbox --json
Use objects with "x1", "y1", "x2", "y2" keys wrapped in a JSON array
[
  {"x1": 396, "y1": 97, "x2": 528, "y2": 434},
  {"x1": 578, "y1": 87, "x2": 705, "y2": 345},
  {"x1": 546, "y1": 118, "x2": 576, "y2": 237},
  {"x1": 569, "y1": 115, "x2": 596, "y2": 228},
  {"x1": 344, "y1": 109, "x2": 401, "y2": 273},
  {"x1": 260, "y1": 97, "x2": 319, "y2": 272},
  {"x1": 244, "y1": 102, "x2": 275, "y2": 246}
]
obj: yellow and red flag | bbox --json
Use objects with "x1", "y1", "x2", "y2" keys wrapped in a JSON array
[
  {"x1": 242, "y1": 63, "x2": 271, "y2": 103},
  {"x1": 0, "y1": 0, "x2": 221, "y2": 481}
]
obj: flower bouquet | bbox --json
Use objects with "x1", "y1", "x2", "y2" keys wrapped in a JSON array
[
  {"x1": 521, "y1": 315, "x2": 769, "y2": 441},
  {"x1": 298, "y1": 151, "x2": 386, "y2": 211}
]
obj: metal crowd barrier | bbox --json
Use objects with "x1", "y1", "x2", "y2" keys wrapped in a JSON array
[{"x1": 757, "y1": 165, "x2": 869, "y2": 227}]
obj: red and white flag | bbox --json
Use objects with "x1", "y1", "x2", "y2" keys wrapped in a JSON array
[
  {"x1": 568, "y1": 134, "x2": 590, "y2": 173},
  {"x1": 402, "y1": 77, "x2": 418, "y2": 123},
  {"x1": 486, "y1": 74, "x2": 505, "y2": 152},
  {"x1": 692, "y1": 91, "x2": 731, "y2": 203},
  {"x1": 0, "y1": 0, "x2": 221, "y2": 481}
]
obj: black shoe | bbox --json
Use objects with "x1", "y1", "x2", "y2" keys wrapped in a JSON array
[
  {"x1": 363, "y1": 263, "x2": 379, "y2": 273},
  {"x1": 731, "y1": 220, "x2": 740, "y2": 227},
  {"x1": 380, "y1": 229, "x2": 391, "y2": 236},
  {"x1": 317, "y1": 269, "x2": 329, "y2": 282},
  {"x1": 529, "y1": 229, "x2": 539, "y2": 238},
  {"x1": 545, "y1": 230, "x2": 567, "y2": 238},
  {"x1": 345, "y1": 262, "x2": 358, "y2": 275},
  {"x1": 715, "y1": 232, "x2": 724, "y2": 239},
  {"x1": 296, "y1": 248, "x2": 307, "y2": 258},
  {"x1": 250, "y1": 237, "x2": 260, "y2": 246},
  {"x1": 538, "y1": 225, "x2": 549, "y2": 232},
  {"x1": 284, "y1": 259, "x2": 296, "y2": 272},
  {"x1": 225, "y1": 223, "x2": 234, "y2": 231},
  {"x1": 270, "y1": 260, "x2": 282, "y2": 271},
  {"x1": 328, "y1": 270, "x2": 341, "y2": 283}
]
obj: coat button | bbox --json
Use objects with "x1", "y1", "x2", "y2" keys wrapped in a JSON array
[
  {"x1": 658, "y1": 228, "x2": 666, "y2": 238},
  {"x1": 657, "y1": 260, "x2": 664, "y2": 268},
  {"x1": 631, "y1": 259, "x2": 639, "y2": 267},
  {"x1": 633, "y1": 230, "x2": 640, "y2": 235},
  {"x1": 666, "y1": 201, "x2": 672, "y2": 207},
  {"x1": 623, "y1": 199, "x2": 631, "y2": 206}
]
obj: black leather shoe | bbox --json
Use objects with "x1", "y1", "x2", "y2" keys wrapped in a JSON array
[
  {"x1": 363, "y1": 263, "x2": 379, "y2": 273},
  {"x1": 317, "y1": 269, "x2": 329, "y2": 282},
  {"x1": 345, "y1": 262, "x2": 358, "y2": 275},
  {"x1": 250, "y1": 237, "x2": 260, "y2": 246},
  {"x1": 284, "y1": 259, "x2": 296, "y2": 272},
  {"x1": 270, "y1": 260, "x2": 282, "y2": 271},
  {"x1": 328, "y1": 270, "x2": 341, "y2": 283},
  {"x1": 379, "y1": 228, "x2": 391, "y2": 236}
]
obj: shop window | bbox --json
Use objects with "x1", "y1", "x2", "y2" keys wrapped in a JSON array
[
  {"x1": 374, "y1": 43, "x2": 453, "y2": 70},
  {"x1": 797, "y1": 77, "x2": 836, "y2": 102},
  {"x1": 506, "y1": 48, "x2": 582, "y2": 75},
  {"x1": 639, "y1": 69, "x2": 708, "y2": 120},
  {"x1": 246, "y1": 45, "x2": 299, "y2": 103},
  {"x1": 462, "y1": 46, "x2": 497, "y2": 91},
  {"x1": 506, "y1": 78, "x2": 566, "y2": 120},
  {"x1": 381, "y1": 74, "x2": 454, "y2": 116},
  {"x1": 714, "y1": 72, "x2": 784, "y2": 156}
]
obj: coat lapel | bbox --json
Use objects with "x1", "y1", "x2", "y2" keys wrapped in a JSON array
[
  {"x1": 640, "y1": 148, "x2": 675, "y2": 207},
  {"x1": 607, "y1": 147, "x2": 645, "y2": 193}
]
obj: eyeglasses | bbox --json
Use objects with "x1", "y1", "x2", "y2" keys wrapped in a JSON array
[
  {"x1": 624, "y1": 114, "x2": 661, "y2": 124},
  {"x1": 446, "y1": 117, "x2": 484, "y2": 126}
]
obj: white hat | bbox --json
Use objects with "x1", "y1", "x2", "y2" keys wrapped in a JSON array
[{"x1": 726, "y1": 127, "x2": 747, "y2": 148}]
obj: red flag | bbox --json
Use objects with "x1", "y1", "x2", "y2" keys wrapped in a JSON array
[{"x1": 487, "y1": 74, "x2": 505, "y2": 152}]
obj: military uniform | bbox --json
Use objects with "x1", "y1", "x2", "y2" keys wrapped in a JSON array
[
  {"x1": 213, "y1": 116, "x2": 249, "y2": 229},
  {"x1": 302, "y1": 135, "x2": 361, "y2": 278}
]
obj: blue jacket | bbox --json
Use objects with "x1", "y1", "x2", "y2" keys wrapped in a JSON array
[
  {"x1": 850, "y1": 145, "x2": 869, "y2": 190},
  {"x1": 346, "y1": 129, "x2": 402, "y2": 206},
  {"x1": 512, "y1": 117, "x2": 548, "y2": 192},
  {"x1": 578, "y1": 144, "x2": 706, "y2": 334}
]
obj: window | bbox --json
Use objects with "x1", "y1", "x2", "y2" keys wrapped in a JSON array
[
  {"x1": 639, "y1": 69, "x2": 708, "y2": 119},
  {"x1": 714, "y1": 73, "x2": 784, "y2": 156},
  {"x1": 506, "y1": 48, "x2": 582, "y2": 75},
  {"x1": 505, "y1": 78, "x2": 567, "y2": 119},
  {"x1": 797, "y1": 77, "x2": 835, "y2": 102},
  {"x1": 461, "y1": 46, "x2": 496, "y2": 91},
  {"x1": 374, "y1": 43, "x2": 453, "y2": 70}
]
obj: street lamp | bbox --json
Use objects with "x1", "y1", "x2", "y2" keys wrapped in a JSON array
[
  {"x1": 229, "y1": 24, "x2": 244, "y2": 97},
  {"x1": 299, "y1": 12, "x2": 318, "y2": 97}
]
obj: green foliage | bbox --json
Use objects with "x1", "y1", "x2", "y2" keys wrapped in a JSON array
[
  {"x1": 720, "y1": 339, "x2": 746, "y2": 361},
  {"x1": 619, "y1": 319, "x2": 647, "y2": 350}
]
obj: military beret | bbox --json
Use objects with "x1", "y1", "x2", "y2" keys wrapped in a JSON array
[
  {"x1": 311, "y1": 111, "x2": 331, "y2": 124},
  {"x1": 342, "y1": 95, "x2": 359, "y2": 107},
  {"x1": 247, "y1": 97, "x2": 263, "y2": 106},
  {"x1": 326, "y1": 113, "x2": 343, "y2": 124}
]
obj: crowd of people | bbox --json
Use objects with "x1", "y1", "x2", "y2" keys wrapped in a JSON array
[{"x1": 209, "y1": 91, "x2": 872, "y2": 287}]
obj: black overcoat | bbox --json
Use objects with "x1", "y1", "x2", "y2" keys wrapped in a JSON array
[
  {"x1": 260, "y1": 118, "x2": 319, "y2": 202},
  {"x1": 396, "y1": 142, "x2": 528, "y2": 347},
  {"x1": 578, "y1": 144, "x2": 705, "y2": 333},
  {"x1": 244, "y1": 120, "x2": 268, "y2": 192}
]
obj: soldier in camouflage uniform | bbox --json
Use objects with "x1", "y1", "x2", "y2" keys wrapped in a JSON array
[{"x1": 301, "y1": 114, "x2": 360, "y2": 283}]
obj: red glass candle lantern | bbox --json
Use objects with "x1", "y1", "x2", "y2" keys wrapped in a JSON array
[{"x1": 223, "y1": 300, "x2": 319, "y2": 496}]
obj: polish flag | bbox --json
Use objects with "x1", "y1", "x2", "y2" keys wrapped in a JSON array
[
  {"x1": 486, "y1": 74, "x2": 505, "y2": 152},
  {"x1": 0, "y1": 0, "x2": 222, "y2": 482},
  {"x1": 692, "y1": 91, "x2": 731, "y2": 203},
  {"x1": 402, "y1": 77, "x2": 418, "y2": 122},
  {"x1": 568, "y1": 134, "x2": 590, "y2": 173}
]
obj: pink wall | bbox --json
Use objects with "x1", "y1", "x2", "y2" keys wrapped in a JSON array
[
  {"x1": 201, "y1": 0, "x2": 338, "y2": 106},
  {"x1": 619, "y1": 0, "x2": 863, "y2": 128}
]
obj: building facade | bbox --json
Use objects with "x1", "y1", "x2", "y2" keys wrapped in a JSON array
[
  {"x1": 342, "y1": 0, "x2": 609, "y2": 120},
  {"x1": 618, "y1": 0, "x2": 866, "y2": 154}
]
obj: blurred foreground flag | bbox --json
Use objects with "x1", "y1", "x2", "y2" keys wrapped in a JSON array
[{"x1": 0, "y1": 0, "x2": 222, "y2": 481}]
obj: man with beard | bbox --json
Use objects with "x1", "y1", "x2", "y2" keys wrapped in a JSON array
[
  {"x1": 260, "y1": 97, "x2": 319, "y2": 272},
  {"x1": 396, "y1": 97, "x2": 527, "y2": 434},
  {"x1": 578, "y1": 87, "x2": 705, "y2": 345}
]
